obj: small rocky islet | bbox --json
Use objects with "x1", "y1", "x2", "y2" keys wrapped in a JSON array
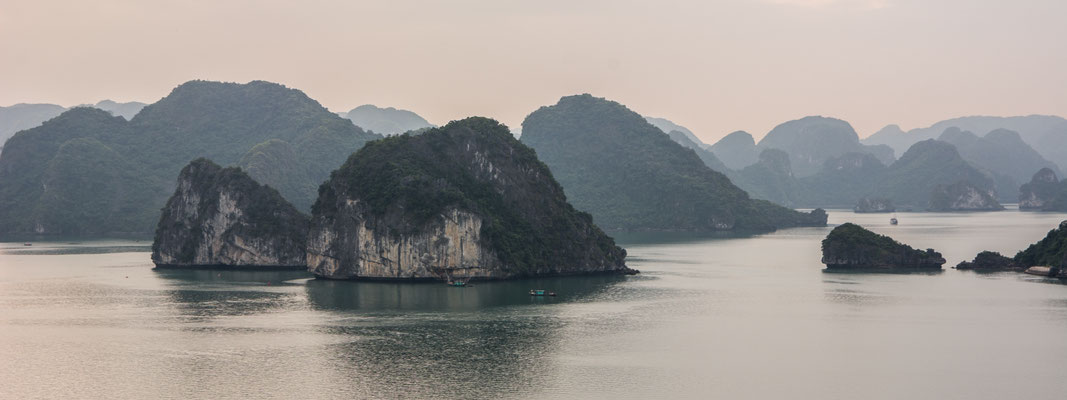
[
  {"x1": 821, "y1": 223, "x2": 945, "y2": 271},
  {"x1": 152, "y1": 117, "x2": 634, "y2": 280}
]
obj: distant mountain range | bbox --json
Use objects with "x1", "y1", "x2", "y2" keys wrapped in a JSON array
[
  {"x1": 0, "y1": 80, "x2": 379, "y2": 236},
  {"x1": 0, "y1": 101, "x2": 145, "y2": 149},
  {"x1": 721, "y1": 139, "x2": 999, "y2": 210},
  {"x1": 863, "y1": 115, "x2": 1067, "y2": 172},
  {"x1": 339, "y1": 104, "x2": 434, "y2": 136}
]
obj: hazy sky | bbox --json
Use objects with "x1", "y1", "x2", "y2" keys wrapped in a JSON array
[{"x1": 2, "y1": 0, "x2": 1065, "y2": 142}]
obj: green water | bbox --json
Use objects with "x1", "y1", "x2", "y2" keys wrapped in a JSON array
[{"x1": 2, "y1": 210, "x2": 1067, "y2": 399}]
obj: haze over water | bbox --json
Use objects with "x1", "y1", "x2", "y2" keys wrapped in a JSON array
[{"x1": 2, "y1": 210, "x2": 1067, "y2": 399}]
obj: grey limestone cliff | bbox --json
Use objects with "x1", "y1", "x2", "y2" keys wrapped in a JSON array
[
  {"x1": 929, "y1": 181, "x2": 1004, "y2": 211},
  {"x1": 152, "y1": 158, "x2": 309, "y2": 269},
  {"x1": 307, "y1": 117, "x2": 632, "y2": 281}
]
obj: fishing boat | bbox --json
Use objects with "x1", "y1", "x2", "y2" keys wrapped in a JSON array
[
  {"x1": 447, "y1": 280, "x2": 467, "y2": 287},
  {"x1": 890, "y1": 216, "x2": 898, "y2": 225},
  {"x1": 529, "y1": 289, "x2": 546, "y2": 296},
  {"x1": 23, "y1": 243, "x2": 32, "y2": 246}
]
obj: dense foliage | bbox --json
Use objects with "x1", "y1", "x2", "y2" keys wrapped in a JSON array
[
  {"x1": 1014, "y1": 221, "x2": 1067, "y2": 268},
  {"x1": 821, "y1": 223, "x2": 944, "y2": 269},
  {"x1": 519, "y1": 94, "x2": 825, "y2": 232},
  {"x1": 0, "y1": 80, "x2": 378, "y2": 236},
  {"x1": 313, "y1": 117, "x2": 625, "y2": 274}
]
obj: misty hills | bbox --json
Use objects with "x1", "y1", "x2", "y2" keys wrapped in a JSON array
[
  {"x1": 521, "y1": 94, "x2": 826, "y2": 232},
  {"x1": 863, "y1": 115, "x2": 1067, "y2": 171},
  {"x1": 0, "y1": 101, "x2": 147, "y2": 150},
  {"x1": 755, "y1": 116, "x2": 895, "y2": 176},
  {"x1": 720, "y1": 139, "x2": 998, "y2": 210},
  {"x1": 0, "y1": 80, "x2": 378, "y2": 236},
  {"x1": 645, "y1": 116, "x2": 707, "y2": 149},
  {"x1": 339, "y1": 104, "x2": 434, "y2": 136},
  {"x1": 709, "y1": 131, "x2": 759, "y2": 170}
]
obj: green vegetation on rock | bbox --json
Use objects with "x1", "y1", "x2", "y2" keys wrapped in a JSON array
[
  {"x1": 519, "y1": 94, "x2": 826, "y2": 232},
  {"x1": 0, "y1": 80, "x2": 379, "y2": 236},
  {"x1": 821, "y1": 223, "x2": 945, "y2": 270},
  {"x1": 312, "y1": 117, "x2": 629, "y2": 276}
]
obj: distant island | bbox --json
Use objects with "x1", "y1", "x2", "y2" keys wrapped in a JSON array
[
  {"x1": 822, "y1": 223, "x2": 945, "y2": 271},
  {"x1": 339, "y1": 104, "x2": 434, "y2": 136},
  {"x1": 520, "y1": 94, "x2": 827, "y2": 232}
]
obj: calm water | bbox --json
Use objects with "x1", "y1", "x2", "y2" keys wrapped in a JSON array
[{"x1": 2, "y1": 210, "x2": 1067, "y2": 399}]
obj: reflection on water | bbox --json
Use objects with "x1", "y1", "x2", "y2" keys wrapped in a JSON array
[
  {"x1": 305, "y1": 274, "x2": 628, "y2": 312},
  {"x1": 4, "y1": 210, "x2": 1067, "y2": 398}
]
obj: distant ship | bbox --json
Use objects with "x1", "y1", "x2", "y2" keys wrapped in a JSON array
[{"x1": 890, "y1": 217, "x2": 898, "y2": 225}]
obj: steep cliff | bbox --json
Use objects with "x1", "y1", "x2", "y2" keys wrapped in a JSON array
[
  {"x1": 821, "y1": 223, "x2": 945, "y2": 271},
  {"x1": 307, "y1": 117, "x2": 631, "y2": 280},
  {"x1": 929, "y1": 181, "x2": 1004, "y2": 211},
  {"x1": 152, "y1": 159, "x2": 309, "y2": 269},
  {"x1": 854, "y1": 197, "x2": 895, "y2": 213},
  {"x1": 1019, "y1": 168, "x2": 1061, "y2": 210}
]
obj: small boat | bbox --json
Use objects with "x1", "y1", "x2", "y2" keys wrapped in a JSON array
[
  {"x1": 23, "y1": 243, "x2": 32, "y2": 246},
  {"x1": 447, "y1": 281, "x2": 467, "y2": 287},
  {"x1": 889, "y1": 217, "x2": 898, "y2": 225},
  {"x1": 1024, "y1": 266, "x2": 1059, "y2": 277},
  {"x1": 548, "y1": 292, "x2": 557, "y2": 297},
  {"x1": 529, "y1": 289, "x2": 547, "y2": 296}
]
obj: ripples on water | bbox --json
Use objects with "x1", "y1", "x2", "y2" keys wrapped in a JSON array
[{"x1": 2, "y1": 211, "x2": 1067, "y2": 399}]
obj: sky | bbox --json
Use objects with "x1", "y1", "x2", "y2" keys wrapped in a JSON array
[{"x1": 1, "y1": 0, "x2": 1065, "y2": 142}]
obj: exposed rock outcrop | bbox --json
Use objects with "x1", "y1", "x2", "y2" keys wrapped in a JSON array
[
  {"x1": 954, "y1": 251, "x2": 1022, "y2": 271},
  {"x1": 151, "y1": 158, "x2": 309, "y2": 269},
  {"x1": 929, "y1": 181, "x2": 1003, "y2": 211},
  {"x1": 854, "y1": 197, "x2": 895, "y2": 213},
  {"x1": 1019, "y1": 168, "x2": 1060, "y2": 210},
  {"x1": 821, "y1": 223, "x2": 945, "y2": 271},
  {"x1": 307, "y1": 117, "x2": 632, "y2": 280}
]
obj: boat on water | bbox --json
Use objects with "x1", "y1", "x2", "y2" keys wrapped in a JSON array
[
  {"x1": 890, "y1": 217, "x2": 898, "y2": 225},
  {"x1": 529, "y1": 289, "x2": 557, "y2": 296},
  {"x1": 1024, "y1": 266, "x2": 1060, "y2": 277},
  {"x1": 23, "y1": 243, "x2": 32, "y2": 246},
  {"x1": 447, "y1": 280, "x2": 467, "y2": 287}
]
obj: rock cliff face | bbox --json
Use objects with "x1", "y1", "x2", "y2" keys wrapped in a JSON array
[
  {"x1": 929, "y1": 181, "x2": 1003, "y2": 211},
  {"x1": 821, "y1": 223, "x2": 945, "y2": 271},
  {"x1": 1019, "y1": 168, "x2": 1060, "y2": 210},
  {"x1": 854, "y1": 197, "x2": 895, "y2": 213},
  {"x1": 307, "y1": 117, "x2": 632, "y2": 280},
  {"x1": 152, "y1": 158, "x2": 309, "y2": 268}
]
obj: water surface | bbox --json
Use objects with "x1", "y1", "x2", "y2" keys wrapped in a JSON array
[{"x1": 2, "y1": 210, "x2": 1066, "y2": 399}]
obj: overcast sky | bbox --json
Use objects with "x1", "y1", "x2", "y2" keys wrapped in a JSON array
[{"x1": 1, "y1": 0, "x2": 1065, "y2": 142}]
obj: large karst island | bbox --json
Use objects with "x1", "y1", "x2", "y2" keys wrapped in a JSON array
[
  {"x1": 152, "y1": 117, "x2": 634, "y2": 280},
  {"x1": 821, "y1": 223, "x2": 945, "y2": 271}
]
